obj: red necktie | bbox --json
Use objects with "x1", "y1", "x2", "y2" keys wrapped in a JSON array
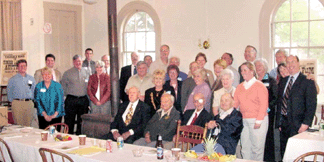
[{"x1": 190, "y1": 113, "x2": 198, "y2": 125}]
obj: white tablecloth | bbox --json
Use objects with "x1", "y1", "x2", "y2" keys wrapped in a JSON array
[
  {"x1": 283, "y1": 131, "x2": 324, "y2": 162},
  {"x1": 0, "y1": 125, "x2": 257, "y2": 162}
]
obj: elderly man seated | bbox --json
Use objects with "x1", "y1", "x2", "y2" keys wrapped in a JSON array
[
  {"x1": 207, "y1": 93, "x2": 243, "y2": 155},
  {"x1": 133, "y1": 93, "x2": 180, "y2": 147},
  {"x1": 104, "y1": 86, "x2": 151, "y2": 143}
]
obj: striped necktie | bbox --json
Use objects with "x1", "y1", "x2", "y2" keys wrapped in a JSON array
[{"x1": 281, "y1": 76, "x2": 294, "y2": 115}]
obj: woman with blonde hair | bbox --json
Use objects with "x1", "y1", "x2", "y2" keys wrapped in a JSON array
[
  {"x1": 34, "y1": 67, "x2": 65, "y2": 129},
  {"x1": 144, "y1": 69, "x2": 175, "y2": 117},
  {"x1": 211, "y1": 59, "x2": 227, "y2": 92},
  {"x1": 234, "y1": 62, "x2": 268, "y2": 161}
]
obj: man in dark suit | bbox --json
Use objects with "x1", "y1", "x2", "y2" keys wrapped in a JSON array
[
  {"x1": 207, "y1": 93, "x2": 243, "y2": 155},
  {"x1": 82, "y1": 48, "x2": 96, "y2": 75},
  {"x1": 120, "y1": 52, "x2": 138, "y2": 102},
  {"x1": 106, "y1": 86, "x2": 151, "y2": 143},
  {"x1": 182, "y1": 93, "x2": 212, "y2": 127},
  {"x1": 276, "y1": 55, "x2": 317, "y2": 158}
]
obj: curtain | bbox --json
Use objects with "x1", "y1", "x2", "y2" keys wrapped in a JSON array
[{"x1": 0, "y1": 0, "x2": 22, "y2": 51}]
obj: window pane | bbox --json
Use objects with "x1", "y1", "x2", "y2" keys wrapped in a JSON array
[
  {"x1": 310, "y1": 0, "x2": 324, "y2": 20},
  {"x1": 125, "y1": 33, "x2": 135, "y2": 51},
  {"x1": 309, "y1": 48, "x2": 324, "y2": 73},
  {"x1": 275, "y1": 0, "x2": 290, "y2": 21},
  {"x1": 146, "y1": 32, "x2": 155, "y2": 51},
  {"x1": 147, "y1": 16, "x2": 154, "y2": 31},
  {"x1": 291, "y1": 48, "x2": 308, "y2": 59},
  {"x1": 125, "y1": 16, "x2": 135, "y2": 32},
  {"x1": 292, "y1": 22, "x2": 308, "y2": 47},
  {"x1": 310, "y1": 21, "x2": 324, "y2": 46},
  {"x1": 292, "y1": 0, "x2": 308, "y2": 21},
  {"x1": 274, "y1": 22, "x2": 290, "y2": 47},
  {"x1": 125, "y1": 52, "x2": 132, "y2": 65},
  {"x1": 136, "y1": 32, "x2": 145, "y2": 51},
  {"x1": 136, "y1": 12, "x2": 146, "y2": 31},
  {"x1": 317, "y1": 75, "x2": 324, "y2": 104}
]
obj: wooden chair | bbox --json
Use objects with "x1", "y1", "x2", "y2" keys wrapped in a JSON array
[
  {"x1": 0, "y1": 138, "x2": 14, "y2": 162},
  {"x1": 45, "y1": 123, "x2": 69, "y2": 134},
  {"x1": 293, "y1": 151, "x2": 324, "y2": 162},
  {"x1": 321, "y1": 105, "x2": 324, "y2": 120},
  {"x1": 39, "y1": 148, "x2": 74, "y2": 162},
  {"x1": 174, "y1": 120, "x2": 208, "y2": 152}
]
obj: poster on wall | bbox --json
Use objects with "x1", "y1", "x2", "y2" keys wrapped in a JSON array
[
  {"x1": 299, "y1": 59, "x2": 317, "y2": 81},
  {"x1": 0, "y1": 51, "x2": 28, "y2": 85}
]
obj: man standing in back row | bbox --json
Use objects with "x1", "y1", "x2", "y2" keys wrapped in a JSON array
[
  {"x1": 61, "y1": 55, "x2": 90, "y2": 135},
  {"x1": 34, "y1": 53, "x2": 62, "y2": 84},
  {"x1": 149, "y1": 44, "x2": 170, "y2": 73},
  {"x1": 82, "y1": 48, "x2": 96, "y2": 76}
]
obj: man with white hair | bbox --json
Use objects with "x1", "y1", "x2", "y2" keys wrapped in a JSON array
[
  {"x1": 101, "y1": 55, "x2": 110, "y2": 75},
  {"x1": 165, "y1": 56, "x2": 188, "y2": 81},
  {"x1": 269, "y1": 49, "x2": 287, "y2": 82},
  {"x1": 120, "y1": 52, "x2": 139, "y2": 102}
]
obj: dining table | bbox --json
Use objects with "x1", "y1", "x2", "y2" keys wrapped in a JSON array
[
  {"x1": 0, "y1": 124, "x2": 258, "y2": 162},
  {"x1": 283, "y1": 130, "x2": 324, "y2": 162}
]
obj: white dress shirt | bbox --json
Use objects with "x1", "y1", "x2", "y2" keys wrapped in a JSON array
[{"x1": 186, "y1": 108, "x2": 203, "y2": 125}]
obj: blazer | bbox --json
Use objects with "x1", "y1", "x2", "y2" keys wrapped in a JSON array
[
  {"x1": 87, "y1": 73, "x2": 111, "y2": 104},
  {"x1": 276, "y1": 73, "x2": 317, "y2": 135},
  {"x1": 144, "y1": 86, "x2": 176, "y2": 117},
  {"x1": 207, "y1": 109, "x2": 243, "y2": 155},
  {"x1": 34, "y1": 68, "x2": 62, "y2": 84},
  {"x1": 120, "y1": 65, "x2": 132, "y2": 102},
  {"x1": 260, "y1": 73, "x2": 278, "y2": 119},
  {"x1": 164, "y1": 80, "x2": 182, "y2": 113},
  {"x1": 144, "y1": 107, "x2": 180, "y2": 141},
  {"x1": 110, "y1": 100, "x2": 151, "y2": 140},
  {"x1": 82, "y1": 60, "x2": 96, "y2": 75},
  {"x1": 182, "y1": 109, "x2": 212, "y2": 127}
]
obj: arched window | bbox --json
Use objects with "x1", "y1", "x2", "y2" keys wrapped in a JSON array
[
  {"x1": 117, "y1": 1, "x2": 161, "y2": 67},
  {"x1": 270, "y1": 0, "x2": 324, "y2": 100},
  {"x1": 123, "y1": 12, "x2": 155, "y2": 65}
]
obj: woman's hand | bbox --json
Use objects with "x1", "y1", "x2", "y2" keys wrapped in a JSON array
[
  {"x1": 96, "y1": 101, "x2": 102, "y2": 106},
  {"x1": 254, "y1": 123, "x2": 261, "y2": 129},
  {"x1": 44, "y1": 114, "x2": 52, "y2": 122}
]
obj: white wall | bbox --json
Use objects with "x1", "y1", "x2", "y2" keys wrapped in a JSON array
[{"x1": 21, "y1": 0, "x2": 267, "y2": 75}]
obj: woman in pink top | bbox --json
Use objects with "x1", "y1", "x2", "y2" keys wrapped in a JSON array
[{"x1": 234, "y1": 62, "x2": 268, "y2": 161}]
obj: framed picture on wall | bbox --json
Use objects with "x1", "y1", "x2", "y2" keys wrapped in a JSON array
[
  {"x1": 0, "y1": 51, "x2": 28, "y2": 85},
  {"x1": 299, "y1": 59, "x2": 317, "y2": 81}
]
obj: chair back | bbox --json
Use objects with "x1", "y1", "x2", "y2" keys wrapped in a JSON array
[
  {"x1": 39, "y1": 148, "x2": 74, "y2": 162},
  {"x1": 0, "y1": 138, "x2": 14, "y2": 162},
  {"x1": 293, "y1": 151, "x2": 324, "y2": 162},
  {"x1": 175, "y1": 120, "x2": 208, "y2": 152},
  {"x1": 45, "y1": 123, "x2": 69, "y2": 134}
]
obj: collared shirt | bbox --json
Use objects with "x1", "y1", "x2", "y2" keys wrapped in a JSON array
[
  {"x1": 149, "y1": 59, "x2": 168, "y2": 75},
  {"x1": 125, "y1": 74, "x2": 154, "y2": 96},
  {"x1": 104, "y1": 67, "x2": 110, "y2": 75},
  {"x1": 61, "y1": 67, "x2": 89, "y2": 96},
  {"x1": 186, "y1": 108, "x2": 203, "y2": 125},
  {"x1": 34, "y1": 80, "x2": 65, "y2": 117},
  {"x1": 283, "y1": 72, "x2": 300, "y2": 95},
  {"x1": 158, "y1": 106, "x2": 173, "y2": 119},
  {"x1": 131, "y1": 64, "x2": 136, "y2": 76},
  {"x1": 7, "y1": 73, "x2": 36, "y2": 102},
  {"x1": 219, "y1": 107, "x2": 234, "y2": 120},
  {"x1": 243, "y1": 77, "x2": 257, "y2": 89}
]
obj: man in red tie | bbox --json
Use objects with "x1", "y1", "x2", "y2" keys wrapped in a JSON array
[{"x1": 182, "y1": 93, "x2": 212, "y2": 127}]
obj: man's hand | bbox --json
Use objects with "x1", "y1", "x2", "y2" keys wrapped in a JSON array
[
  {"x1": 207, "y1": 121, "x2": 216, "y2": 129},
  {"x1": 121, "y1": 131, "x2": 131, "y2": 140},
  {"x1": 254, "y1": 123, "x2": 261, "y2": 129},
  {"x1": 112, "y1": 131, "x2": 121, "y2": 140},
  {"x1": 145, "y1": 132, "x2": 151, "y2": 143},
  {"x1": 279, "y1": 127, "x2": 281, "y2": 131},
  {"x1": 298, "y1": 124, "x2": 309, "y2": 133}
]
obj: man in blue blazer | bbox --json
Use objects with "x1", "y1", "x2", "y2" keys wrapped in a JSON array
[{"x1": 276, "y1": 55, "x2": 317, "y2": 158}]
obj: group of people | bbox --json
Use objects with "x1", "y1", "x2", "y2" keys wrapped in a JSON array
[{"x1": 7, "y1": 44, "x2": 317, "y2": 161}]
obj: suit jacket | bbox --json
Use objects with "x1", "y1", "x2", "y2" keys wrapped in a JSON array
[
  {"x1": 87, "y1": 73, "x2": 111, "y2": 104},
  {"x1": 144, "y1": 107, "x2": 180, "y2": 141},
  {"x1": 207, "y1": 109, "x2": 243, "y2": 155},
  {"x1": 164, "y1": 80, "x2": 182, "y2": 113},
  {"x1": 82, "y1": 60, "x2": 96, "y2": 75},
  {"x1": 181, "y1": 77, "x2": 196, "y2": 112},
  {"x1": 110, "y1": 100, "x2": 151, "y2": 140},
  {"x1": 34, "y1": 68, "x2": 62, "y2": 84},
  {"x1": 120, "y1": 65, "x2": 132, "y2": 102},
  {"x1": 182, "y1": 109, "x2": 212, "y2": 127},
  {"x1": 276, "y1": 73, "x2": 317, "y2": 135}
]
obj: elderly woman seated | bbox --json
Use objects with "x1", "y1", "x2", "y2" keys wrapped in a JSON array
[{"x1": 207, "y1": 93, "x2": 243, "y2": 155}]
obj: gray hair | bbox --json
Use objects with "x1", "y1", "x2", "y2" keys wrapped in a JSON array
[
  {"x1": 127, "y1": 86, "x2": 140, "y2": 94},
  {"x1": 254, "y1": 58, "x2": 269, "y2": 73},
  {"x1": 170, "y1": 56, "x2": 180, "y2": 63},
  {"x1": 136, "y1": 61, "x2": 147, "y2": 67},
  {"x1": 95, "y1": 60, "x2": 105, "y2": 67},
  {"x1": 220, "y1": 69, "x2": 234, "y2": 80},
  {"x1": 161, "y1": 93, "x2": 175, "y2": 104},
  {"x1": 73, "y1": 55, "x2": 82, "y2": 60},
  {"x1": 275, "y1": 49, "x2": 288, "y2": 57},
  {"x1": 193, "y1": 68, "x2": 207, "y2": 80}
]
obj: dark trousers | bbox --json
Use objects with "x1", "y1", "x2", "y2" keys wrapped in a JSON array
[
  {"x1": 38, "y1": 116, "x2": 63, "y2": 130},
  {"x1": 279, "y1": 115, "x2": 298, "y2": 159},
  {"x1": 64, "y1": 95, "x2": 89, "y2": 135},
  {"x1": 264, "y1": 110, "x2": 275, "y2": 161}
]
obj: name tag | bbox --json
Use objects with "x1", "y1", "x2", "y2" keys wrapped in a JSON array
[
  {"x1": 166, "y1": 91, "x2": 171, "y2": 94},
  {"x1": 28, "y1": 80, "x2": 33, "y2": 84},
  {"x1": 263, "y1": 83, "x2": 269, "y2": 87},
  {"x1": 85, "y1": 79, "x2": 89, "y2": 82},
  {"x1": 40, "y1": 88, "x2": 46, "y2": 92}
]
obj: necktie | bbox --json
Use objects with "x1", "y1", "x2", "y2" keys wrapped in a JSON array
[
  {"x1": 190, "y1": 113, "x2": 198, "y2": 125},
  {"x1": 281, "y1": 76, "x2": 294, "y2": 115},
  {"x1": 88, "y1": 61, "x2": 92, "y2": 75},
  {"x1": 134, "y1": 66, "x2": 137, "y2": 75},
  {"x1": 125, "y1": 103, "x2": 134, "y2": 126}
]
